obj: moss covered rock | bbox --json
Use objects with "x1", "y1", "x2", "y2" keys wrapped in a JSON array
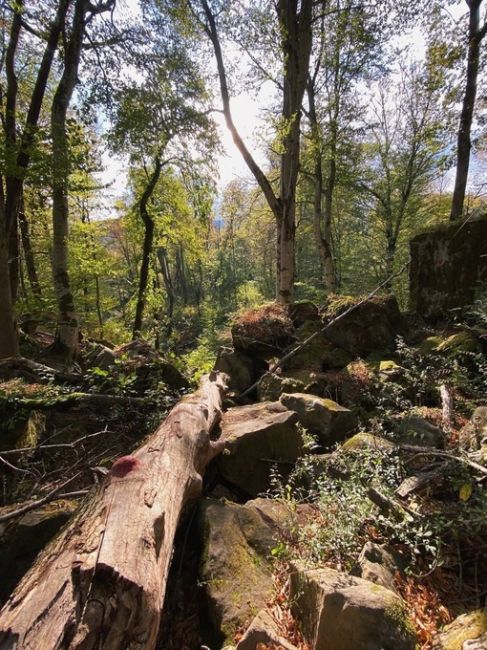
[
  {"x1": 341, "y1": 432, "x2": 395, "y2": 453},
  {"x1": 231, "y1": 303, "x2": 294, "y2": 356},
  {"x1": 435, "y1": 331, "x2": 480, "y2": 355},
  {"x1": 321, "y1": 294, "x2": 403, "y2": 357},
  {"x1": 432, "y1": 610, "x2": 487, "y2": 650},
  {"x1": 410, "y1": 215, "x2": 487, "y2": 319},
  {"x1": 280, "y1": 392, "x2": 357, "y2": 446},
  {"x1": 290, "y1": 563, "x2": 416, "y2": 650},
  {"x1": 199, "y1": 499, "x2": 282, "y2": 644},
  {"x1": 257, "y1": 371, "x2": 306, "y2": 402}
]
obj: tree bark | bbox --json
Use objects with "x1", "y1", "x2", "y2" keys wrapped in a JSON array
[
  {"x1": 18, "y1": 192, "x2": 41, "y2": 296},
  {"x1": 50, "y1": 0, "x2": 88, "y2": 359},
  {"x1": 0, "y1": 372, "x2": 227, "y2": 649},
  {"x1": 132, "y1": 157, "x2": 162, "y2": 339},
  {"x1": 450, "y1": 0, "x2": 486, "y2": 221},
  {"x1": 0, "y1": 184, "x2": 19, "y2": 359},
  {"x1": 4, "y1": 0, "x2": 70, "y2": 302},
  {"x1": 4, "y1": 0, "x2": 23, "y2": 303},
  {"x1": 201, "y1": 0, "x2": 312, "y2": 304},
  {"x1": 277, "y1": 0, "x2": 313, "y2": 303},
  {"x1": 157, "y1": 246, "x2": 175, "y2": 339},
  {"x1": 307, "y1": 81, "x2": 336, "y2": 293}
]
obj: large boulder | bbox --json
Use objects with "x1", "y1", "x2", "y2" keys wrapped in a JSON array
[
  {"x1": 283, "y1": 321, "x2": 352, "y2": 372},
  {"x1": 432, "y1": 610, "x2": 487, "y2": 650},
  {"x1": 321, "y1": 294, "x2": 403, "y2": 357},
  {"x1": 257, "y1": 371, "x2": 307, "y2": 402},
  {"x1": 353, "y1": 542, "x2": 404, "y2": 594},
  {"x1": 410, "y1": 215, "x2": 487, "y2": 320},
  {"x1": 280, "y1": 392, "x2": 357, "y2": 446},
  {"x1": 231, "y1": 303, "x2": 294, "y2": 356},
  {"x1": 236, "y1": 609, "x2": 298, "y2": 650},
  {"x1": 217, "y1": 401, "x2": 302, "y2": 496},
  {"x1": 199, "y1": 499, "x2": 283, "y2": 643},
  {"x1": 290, "y1": 564, "x2": 416, "y2": 650},
  {"x1": 214, "y1": 347, "x2": 255, "y2": 394}
]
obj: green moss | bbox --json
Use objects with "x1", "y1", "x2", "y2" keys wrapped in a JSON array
[
  {"x1": 419, "y1": 336, "x2": 443, "y2": 354},
  {"x1": 341, "y1": 432, "x2": 394, "y2": 452},
  {"x1": 379, "y1": 360, "x2": 400, "y2": 372},
  {"x1": 435, "y1": 331, "x2": 480, "y2": 355},
  {"x1": 384, "y1": 601, "x2": 416, "y2": 640},
  {"x1": 438, "y1": 610, "x2": 487, "y2": 650}
]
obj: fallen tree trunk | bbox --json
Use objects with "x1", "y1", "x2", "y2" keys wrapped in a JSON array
[{"x1": 0, "y1": 371, "x2": 227, "y2": 649}]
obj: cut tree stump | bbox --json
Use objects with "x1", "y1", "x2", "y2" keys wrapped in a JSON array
[{"x1": 0, "y1": 372, "x2": 227, "y2": 649}]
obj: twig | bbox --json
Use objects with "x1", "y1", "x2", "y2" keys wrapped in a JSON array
[
  {"x1": 0, "y1": 472, "x2": 82, "y2": 523},
  {"x1": 398, "y1": 444, "x2": 487, "y2": 476},
  {"x1": 238, "y1": 261, "x2": 410, "y2": 401},
  {"x1": 0, "y1": 428, "x2": 111, "y2": 456}
]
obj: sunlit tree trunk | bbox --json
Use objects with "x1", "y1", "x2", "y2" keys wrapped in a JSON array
[
  {"x1": 4, "y1": 0, "x2": 70, "y2": 302},
  {"x1": 19, "y1": 193, "x2": 41, "y2": 297},
  {"x1": 201, "y1": 0, "x2": 312, "y2": 305},
  {"x1": 450, "y1": 0, "x2": 486, "y2": 221},
  {"x1": 51, "y1": 0, "x2": 88, "y2": 359},
  {"x1": 132, "y1": 157, "x2": 162, "y2": 339}
]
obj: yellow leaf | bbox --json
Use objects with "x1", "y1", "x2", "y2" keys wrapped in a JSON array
[{"x1": 459, "y1": 483, "x2": 472, "y2": 502}]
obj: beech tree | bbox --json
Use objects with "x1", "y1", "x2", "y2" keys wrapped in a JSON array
[
  {"x1": 304, "y1": 0, "x2": 384, "y2": 293},
  {"x1": 450, "y1": 0, "x2": 487, "y2": 221},
  {"x1": 180, "y1": 0, "x2": 313, "y2": 304},
  {"x1": 109, "y1": 45, "x2": 216, "y2": 338},
  {"x1": 0, "y1": 0, "x2": 70, "y2": 358},
  {"x1": 359, "y1": 61, "x2": 448, "y2": 288}
]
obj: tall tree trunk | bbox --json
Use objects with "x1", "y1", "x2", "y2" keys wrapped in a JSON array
[
  {"x1": 5, "y1": 0, "x2": 70, "y2": 302},
  {"x1": 51, "y1": 0, "x2": 88, "y2": 359},
  {"x1": 0, "y1": 183, "x2": 19, "y2": 359},
  {"x1": 95, "y1": 275, "x2": 104, "y2": 338},
  {"x1": 201, "y1": 0, "x2": 312, "y2": 304},
  {"x1": 450, "y1": 0, "x2": 486, "y2": 221},
  {"x1": 18, "y1": 193, "x2": 41, "y2": 296},
  {"x1": 0, "y1": 373, "x2": 227, "y2": 649},
  {"x1": 307, "y1": 82, "x2": 336, "y2": 293},
  {"x1": 132, "y1": 157, "x2": 162, "y2": 339},
  {"x1": 157, "y1": 246, "x2": 175, "y2": 339},
  {"x1": 276, "y1": 0, "x2": 313, "y2": 303},
  {"x1": 4, "y1": 1, "x2": 22, "y2": 303}
]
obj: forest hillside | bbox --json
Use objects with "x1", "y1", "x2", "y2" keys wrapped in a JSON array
[{"x1": 1, "y1": 1, "x2": 487, "y2": 649}]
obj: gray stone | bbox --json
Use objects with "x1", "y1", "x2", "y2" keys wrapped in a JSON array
[
  {"x1": 217, "y1": 401, "x2": 302, "y2": 496},
  {"x1": 257, "y1": 371, "x2": 306, "y2": 402},
  {"x1": 280, "y1": 392, "x2": 357, "y2": 446},
  {"x1": 199, "y1": 499, "x2": 283, "y2": 643},
  {"x1": 354, "y1": 542, "x2": 403, "y2": 594},
  {"x1": 214, "y1": 347, "x2": 255, "y2": 394},
  {"x1": 236, "y1": 609, "x2": 298, "y2": 650},
  {"x1": 410, "y1": 215, "x2": 487, "y2": 320},
  {"x1": 290, "y1": 564, "x2": 416, "y2": 650}
]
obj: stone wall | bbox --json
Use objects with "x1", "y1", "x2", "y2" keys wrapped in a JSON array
[{"x1": 409, "y1": 215, "x2": 487, "y2": 319}]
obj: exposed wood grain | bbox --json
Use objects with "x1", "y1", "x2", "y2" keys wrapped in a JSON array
[{"x1": 0, "y1": 372, "x2": 227, "y2": 650}]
